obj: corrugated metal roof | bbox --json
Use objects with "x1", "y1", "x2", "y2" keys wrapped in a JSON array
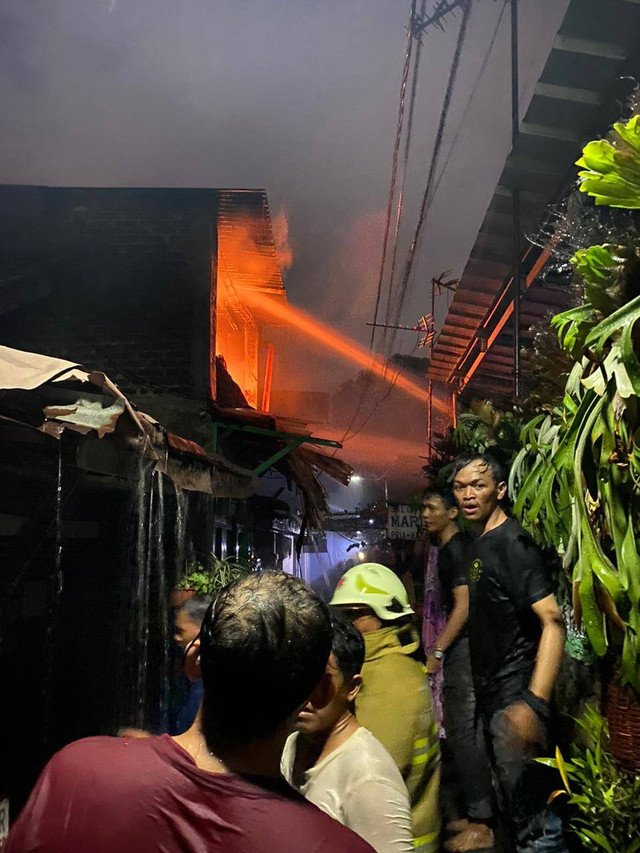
[
  {"x1": 427, "y1": 0, "x2": 640, "y2": 394},
  {"x1": 217, "y1": 188, "x2": 286, "y2": 299}
]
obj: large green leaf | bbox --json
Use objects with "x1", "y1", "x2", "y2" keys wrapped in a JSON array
[
  {"x1": 552, "y1": 304, "x2": 596, "y2": 355},
  {"x1": 613, "y1": 114, "x2": 640, "y2": 155},
  {"x1": 579, "y1": 828, "x2": 614, "y2": 852},
  {"x1": 619, "y1": 321, "x2": 640, "y2": 395},
  {"x1": 570, "y1": 245, "x2": 622, "y2": 317},
  {"x1": 576, "y1": 116, "x2": 640, "y2": 208},
  {"x1": 585, "y1": 292, "x2": 640, "y2": 354}
]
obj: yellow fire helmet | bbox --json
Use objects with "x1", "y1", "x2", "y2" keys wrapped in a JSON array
[{"x1": 330, "y1": 562, "x2": 414, "y2": 622}]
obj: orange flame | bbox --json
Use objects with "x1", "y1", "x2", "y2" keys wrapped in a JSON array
[
  {"x1": 241, "y1": 289, "x2": 445, "y2": 409},
  {"x1": 214, "y1": 210, "x2": 447, "y2": 415}
]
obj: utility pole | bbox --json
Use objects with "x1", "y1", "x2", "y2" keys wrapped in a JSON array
[
  {"x1": 412, "y1": 0, "x2": 469, "y2": 36},
  {"x1": 511, "y1": 0, "x2": 521, "y2": 398}
]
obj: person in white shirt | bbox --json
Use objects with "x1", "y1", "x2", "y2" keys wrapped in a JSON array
[{"x1": 281, "y1": 613, "x2": 413, "y2": 853}]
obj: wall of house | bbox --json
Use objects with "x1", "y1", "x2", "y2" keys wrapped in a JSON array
[{"x1": 0, "y1": 186, "x2": 216, "y2": 413}]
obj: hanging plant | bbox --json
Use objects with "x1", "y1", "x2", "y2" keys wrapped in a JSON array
[{"x1": 511, "y1": 109, "x2": 640, "y2": 696}]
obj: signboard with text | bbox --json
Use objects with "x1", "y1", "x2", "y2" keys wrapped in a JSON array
[{"x1": 387, "y1": 504, "x2": 424, "y2": 541}]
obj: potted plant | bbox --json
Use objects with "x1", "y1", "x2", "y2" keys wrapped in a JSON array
[
  {"x1": 511, "y1": 105, "x2": 640, "y2": 769},
  {"x1": 170, "y1": 552, "x2": 253, "y2": 607},
  {"x1": 537, "y1": 705, "x2": 640, "y2": 852}
]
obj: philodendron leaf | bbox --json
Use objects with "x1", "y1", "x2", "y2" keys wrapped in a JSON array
[
  {"x1": 582, "y1": 343, "x2": 636, "y2": 399},
  {"x1": 570, "y1": 244, "x2": 626, "y2": 316},
  {"x1": 581, "y1": 362, "x2": 608, "y2": 397},
  {"x1": 551, "y1": 304, "x2": 595, "y2": 355},
  {"x1": 585, "y1": 292, "x2": 640, "y2": 354}
]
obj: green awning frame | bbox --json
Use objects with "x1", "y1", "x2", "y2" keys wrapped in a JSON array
[{"x1": 211, "y1": 420, "x2": 342, "y2": 477}]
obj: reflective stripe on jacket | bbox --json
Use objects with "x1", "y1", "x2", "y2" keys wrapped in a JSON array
[{"x1": 355, "y1": 625, "x2": 441, "y2": 851}]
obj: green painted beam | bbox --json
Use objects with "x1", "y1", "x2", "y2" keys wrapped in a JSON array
[
  {"x1": 210, "y1": 420, "x2": 341, "y2": 449},
  {"x1": 253, "y1": 436, "x2": 306, "y2": 477}
]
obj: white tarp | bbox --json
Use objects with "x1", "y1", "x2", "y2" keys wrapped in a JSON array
[{"x1": 0, "y1": 345, "x2": 83, "y2": 390}]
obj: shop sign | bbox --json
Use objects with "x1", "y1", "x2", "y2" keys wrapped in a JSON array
[{"x1": 387, "y1": 505, "x2": 424, "y2": 540}]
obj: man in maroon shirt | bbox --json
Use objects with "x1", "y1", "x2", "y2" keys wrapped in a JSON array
[{"x1": 5, "y1": 571, "x2": 374, "y2": 853}]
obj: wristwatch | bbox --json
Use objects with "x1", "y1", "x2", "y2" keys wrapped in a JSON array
[{"x1": 433, "y1": 648, "x2": 445, "y2": 661}]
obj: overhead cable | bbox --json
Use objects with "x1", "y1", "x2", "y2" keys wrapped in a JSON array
[
  {"x1": 388, "y1": 0, "x2": 474, "y2": 354},
  {"x1": 336, "y1": 0, "x2": 418, "y2": 452},
  {"x1": 382, "y1": 0, "x2": 427, "y2": 360},
  {"x1": 369, "y1": 0, "x2": 418, "y2": 356}
]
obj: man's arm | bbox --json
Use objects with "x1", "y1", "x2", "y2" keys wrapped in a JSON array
[
  {"x1": 529, "y1": 593, "x2": 565, "y2": 701},
  {"x1": 504, "y1": 593, "x2": 565, "y2": 742},
  {"x1": 426, "y1": 585, "x2": 468, "y2": 674}
]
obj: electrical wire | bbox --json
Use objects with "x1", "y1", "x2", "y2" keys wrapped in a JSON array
[
  {"x1": 369, "y1": 0, "x2": 419, "y2": 354},
  {"x1": 343, "y1": 2, "x2": 475, "y2": 446},
  {"x1": 334, "y1": 1, "x2": 419, "y2": 453},
  {"x1": 382, "y1": 0, "x2": 427, "y2": 360},
  {"x1": 388, "y1": 0, "x2": 474, "y2": 354},
  {"x1": 430, "y1": 0, "x2": 508, "y2": 209},
  {"x1": 341, "y1": 0, "x2": 496, "y2": 451}
]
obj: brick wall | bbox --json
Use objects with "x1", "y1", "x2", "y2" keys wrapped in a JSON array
[{"x1": 0, "y1": 186, "x2": 217, "y2": 402}]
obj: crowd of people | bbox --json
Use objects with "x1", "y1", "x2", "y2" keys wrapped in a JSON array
[{"x1": 5, "y1": 453, "x2": 568, "y2": 853}]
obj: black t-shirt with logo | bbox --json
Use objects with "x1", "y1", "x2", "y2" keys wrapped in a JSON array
[
  {"x1": 466, "y1": 517, "x2": 553, "y2": 717},
  {"x1": 437, "y1": 531, "x2": 471, "y2": 619}
]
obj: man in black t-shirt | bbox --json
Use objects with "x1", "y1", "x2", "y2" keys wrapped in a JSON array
[
  {"x1": 422, "y1": 491, "x2": 493, "y2": 852},
  {"x1": 452, "y1": 454, "x2": 568, "y2": 853}
]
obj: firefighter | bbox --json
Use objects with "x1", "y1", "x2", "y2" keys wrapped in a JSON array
[{"x1": 330, "y1": 563, "x2": 441, "y2": 853}]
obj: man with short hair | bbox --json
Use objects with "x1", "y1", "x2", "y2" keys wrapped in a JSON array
[
  {"x1": 282, "y1": 613, "x2": 413, "y2": 853},
  {"x1": 118, "y1": 594, "x2": 212, "y2": 740},
  {"x1": 6, "y1": 572, "x2": 374, "y2": 853},
  {"x1": 331, "y1": 563, "x2": 441, "y2": 853},
  {"x1": 452, "y1": 454, "x2": 568, "y2": 853},
  {"x1": 421, "y1": 490, "x2": 493, "y2": 852}
]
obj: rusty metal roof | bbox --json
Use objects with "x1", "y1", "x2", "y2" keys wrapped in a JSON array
[{"x1": 427, "y1": 0, "x2": 640, "y2": 394}]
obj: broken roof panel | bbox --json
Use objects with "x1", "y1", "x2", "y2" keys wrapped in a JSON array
[{"x1": 0, "y1": 345, "x2": 259, "y2": 498}]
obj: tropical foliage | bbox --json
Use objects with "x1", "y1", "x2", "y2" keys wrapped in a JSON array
[
  {"x1": 511, "y1": 110, "x2": 640, "y2": 694},
  {"x1": 177, "y1": 552, "x2": 253, "y2": 596},
  {"x1": 537, "y1": 706, "x2": 640, "y2": 853},
  {"x1": 424, "y1": 399, "x2": 523, "y2": 485},
  {"x1": 576, "y1": 115, "x2": 640, "y2": 208}
]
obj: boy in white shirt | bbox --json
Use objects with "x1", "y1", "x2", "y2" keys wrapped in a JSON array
[{"x1": 281, "y1": 613, "x2": 413, "y2": 853}]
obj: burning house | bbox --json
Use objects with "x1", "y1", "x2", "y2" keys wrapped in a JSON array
[{"x1": 0, "y1": 184, "x2": 351, "y2": 816}]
